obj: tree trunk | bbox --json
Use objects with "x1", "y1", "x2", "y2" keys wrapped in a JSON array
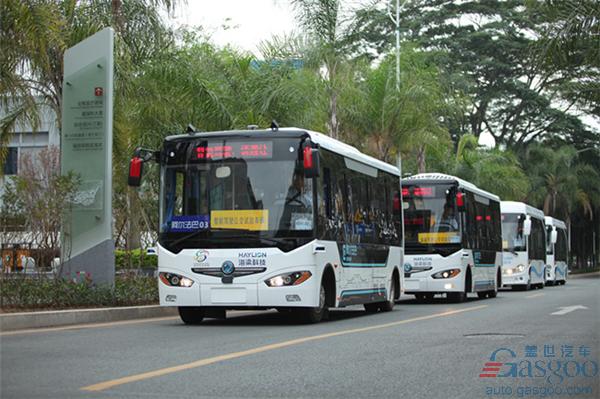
[
  {"x1": 328, "y1": 89, "x2": 339, "y2": 139},
  {"x1": 417, "y1": 145, "x2": 426, "y2": 174}
]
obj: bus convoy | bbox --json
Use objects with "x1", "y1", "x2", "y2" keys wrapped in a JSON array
[{"x1": 128, "y1": 127, "x2": 570, "y2": 324}]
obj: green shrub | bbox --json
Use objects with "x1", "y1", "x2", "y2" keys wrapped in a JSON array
[
  {"x1": 0, "y1": 274, "x2": 158, "y2": 310},
  {"x1": 114, "y1": 249, "x2": 158, "y2": 270}
]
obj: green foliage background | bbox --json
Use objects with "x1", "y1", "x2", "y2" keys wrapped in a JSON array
[{"x1": 1, "y1": 0, "x2": 599, "y2": 268}]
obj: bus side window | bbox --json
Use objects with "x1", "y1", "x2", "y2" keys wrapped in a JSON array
[{"x1": 323, "y1": 167, "x2": 332, "y2": 218}]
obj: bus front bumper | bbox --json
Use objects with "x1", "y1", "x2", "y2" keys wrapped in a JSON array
[
  {"x1": 158, "y1": 267, "x2": 320, "y2": 308},
  {"x1": 501, "y1": 271, "x2": 528, "y2": 286},
  {"x1": 404, "y1": 275, "x2": 463, "y2": 293}
]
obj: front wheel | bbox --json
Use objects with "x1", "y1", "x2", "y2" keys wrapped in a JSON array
[
  {"x1": 295, "y1": 284, "x2": 328, "y2": 323},
  {"x1": 178, "y1": 307, "x2": 205, "y2": 325},
  {"x1": 448, "y1": 291, "x2": 466, "y2": 303},
  {"x1": 379, "y1": 281, "x2": 396, "y2": 312}
]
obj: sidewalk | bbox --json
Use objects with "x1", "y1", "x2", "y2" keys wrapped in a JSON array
[{"x1": 0, "y1": 305, "x2": 177, "y2": 332}]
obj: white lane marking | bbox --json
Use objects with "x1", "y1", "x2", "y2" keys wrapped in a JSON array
[{"x1": 551, "y1": 305, "x2": 589, "y2": 315}]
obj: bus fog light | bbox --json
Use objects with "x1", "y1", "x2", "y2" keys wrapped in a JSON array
[
  {"x1": 432, "y1": 269, "x2": 461, "y2": 279},
  {"x1": 286, "y1": 295, "x2": 301, "y2": 302},
  {"x1": 265, "y1": 271, "x2": 312, "y2": 287},
  {"x1": 165, "y1": 295, "x2": 177, "y2": 302},
  {"x1": 444, "y1": 283, "x2": 453, "y2": 289}
]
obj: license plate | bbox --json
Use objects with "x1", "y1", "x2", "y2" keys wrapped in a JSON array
[{"x1": 210, "y1": 288, "x2": 247, "y2": 304}]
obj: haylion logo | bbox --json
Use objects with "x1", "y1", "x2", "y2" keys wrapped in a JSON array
[
  {"x1": 479, "y1": 348, "x2": 515, "y2": 378},
  {"x1": 194, "y1": 250, "x2": 209, "y2": 263}
]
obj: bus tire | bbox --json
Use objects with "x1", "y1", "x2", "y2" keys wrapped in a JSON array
[
  {"x1": 364, "y1": 303, "x2": 379, "y2": 313},
  {"x1": 525, "y1": 270, "x2": 532, "y2": 291},
  {"x1": 379, "y1": 276, "x2": 397, "y2": 312},
  {"x1": 296, "y1": 284, "x2": 327, "y2": 323},
  {"x1": 477, "y1": 291, "x2": 487, "y2": 299},
  {"x1": 448, "y1": 291, "x2": 466, "y2": 302},
  {"x1": 178, "y1": 307, "x2": 205, "y2": 325}
]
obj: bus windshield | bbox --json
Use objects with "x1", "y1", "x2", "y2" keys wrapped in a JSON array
[
  {"x1": 402, "y1": 183, "x2": 461, "y2": 252},
  {"x1": 159, "y1": 137, "x2": 314, "y2": 250},
  {"x1": 501, "y1": 213, "x2": 526, "y2": 252}
]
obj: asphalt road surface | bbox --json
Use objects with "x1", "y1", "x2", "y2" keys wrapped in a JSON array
[{"x1": 1, "y1": 274, "x2": 598, "y2": 399}]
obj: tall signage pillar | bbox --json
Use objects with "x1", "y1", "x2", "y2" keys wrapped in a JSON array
[{"x1": 61, "y1": 28, "x2": 115, "y2": 285}]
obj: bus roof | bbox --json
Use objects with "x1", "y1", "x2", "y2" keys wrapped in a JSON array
[
  {"x1": 164, "y1": 127, "x2": 400, "y2": 176},
  {"x1": 402, "y1": 173, "x2": 500, "y2": 202},
  {"x1": 544, "y1": 216, "x2": 567, "y2": 230},
  {"x1": 501, "y1": 201, "x2": 545, "y2": 220}
]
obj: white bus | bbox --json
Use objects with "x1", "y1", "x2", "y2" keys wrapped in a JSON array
[
  {"x1": 128, "y1": 127, "x2": 403, "y2": 324},
  {"x1": 500, "y1": 201, "x2": 546, "y2": 290},
  {"x1": 402, "y1": 174, "x2": 502, "y2": 303},
  {"x1": 544, "y1": 216, "x2": 568, "y2": 285}
]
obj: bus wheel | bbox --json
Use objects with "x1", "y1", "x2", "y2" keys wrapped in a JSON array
[
  {"x1": 178, "y1": 307, "x2": 205, "y2": 325},
  {"x1": 379, "y1": 279, "x2": 396, "y2": 312},
  {"x1": 477, "y1": 291, "x2": 488, "y2": 299},
  {"x1": 525, "y1": 271, "x2": 532, "y2": 290},
  {"x1": 296, "y1": 284, "x2": 327, "y2": 323},
  {"x1": 448, "y1": 290, "x2": 466, "y2": 303},
  {"x1": 364, "y1": 303, "x2": 379, "y2": 313}
]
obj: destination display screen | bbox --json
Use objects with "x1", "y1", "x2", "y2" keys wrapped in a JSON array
[
  {"x1": 402, "y1": 186, "x2": 435, "y2": 197},
  {"x1": 195, "y1": 142, "x2": 273, "y2": 160}
]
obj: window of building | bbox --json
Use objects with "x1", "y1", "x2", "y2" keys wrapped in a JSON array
[{"x1": 3, "y1": 147, "x2": 18, "y2": 175}]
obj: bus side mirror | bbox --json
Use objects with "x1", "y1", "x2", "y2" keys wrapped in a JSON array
[
  {"x1": 523, "y1": 218, "x2": 532, "y2": 236},
  {"x1": 303, "y1": 147, "x2": 320, "y2": 178},
  {"x1": 551, "y1": 229, "x2": 557, "y2": 244},
  {"x1": 128, "y1": 156, "x2": 144, "y2": 187}
]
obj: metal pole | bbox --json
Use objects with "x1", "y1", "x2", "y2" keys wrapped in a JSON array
[
  {"x1": 396, "y1": 0, "x2": 400, "y2": 91},
  {"x1": 388, "y1": 0, "x2": 401, "y2": 91}
]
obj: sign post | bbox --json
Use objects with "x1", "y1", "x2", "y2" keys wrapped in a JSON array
[{"x1": 61, "y1": 28, "x2": 114, "y2": 285}]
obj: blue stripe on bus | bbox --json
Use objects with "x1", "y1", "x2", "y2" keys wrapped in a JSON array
[
  {"x1": 341, "y1": 288, "x2": 386, "y2": 296},
  {"x1": 475, "y1": 263, "x2": 496, "y2": 268},
  {"x1": 531, "y1": 266, "x2": 545, "y2": 278}
]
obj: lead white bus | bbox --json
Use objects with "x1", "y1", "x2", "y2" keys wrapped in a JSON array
[
  {"x1": 128, "y1": 127, "x2": 403, "y2": 324},
  {"x1": 500, "y1": 201, "x2": 546, "y2": 290},
  {"x1": 544, "y1": 216, "x2": 568, "y2": 285},
  {"x1": 402, "y1": 174, "x2": 502, "y2": 303}
]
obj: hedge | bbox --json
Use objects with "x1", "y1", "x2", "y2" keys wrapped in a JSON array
[
  {"x1": 0, "y1": 273, "x2": 158, "y2": 311},
  {"x1": 115, "y1": 249, "x2": 158, "y2": 270}
]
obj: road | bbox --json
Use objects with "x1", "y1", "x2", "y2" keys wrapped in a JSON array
[{"x1": 1, "y1": 274, "x2": 598, "y2": 399}]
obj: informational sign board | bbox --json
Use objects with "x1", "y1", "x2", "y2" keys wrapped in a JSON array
[{"x1": 61, "y1": 28, "x2": 114, "y2": 285}]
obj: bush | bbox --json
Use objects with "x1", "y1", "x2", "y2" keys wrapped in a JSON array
[
  {"x1": 0, "y1": 273, "x2": 158, "y2": 311},
  {"x1": 115, "y1": 249, "x2": 158, "y2": 270}
]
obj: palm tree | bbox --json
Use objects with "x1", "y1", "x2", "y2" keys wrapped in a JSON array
[
  {"x1": 0, "y1": 0, "x2": 177, "y2": 164},
  {"x1": 291, "y1": 0, "x2": 356, "y2": 139}
]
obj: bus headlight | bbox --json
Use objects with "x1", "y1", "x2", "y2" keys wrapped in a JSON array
[
  {"x1": 159, "y1": 272, "x2": 194, "y2": 287},
  {"x1": 515, "y1": 264, "x2": 525, "y2": 273},
  {"x1": 431, "y1": 269, "x2": 461, "y2": 279},
  {"x1": 265, "y1": 271, "x2": 312, "y2": 287}
]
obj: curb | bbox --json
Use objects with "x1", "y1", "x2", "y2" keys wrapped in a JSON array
[
  {"x1": 0, "y1": 305, "x2": 177, "y2": 332},
  {"x1": 569, "y1": 271, "x2": 600, "y2": 279}
]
